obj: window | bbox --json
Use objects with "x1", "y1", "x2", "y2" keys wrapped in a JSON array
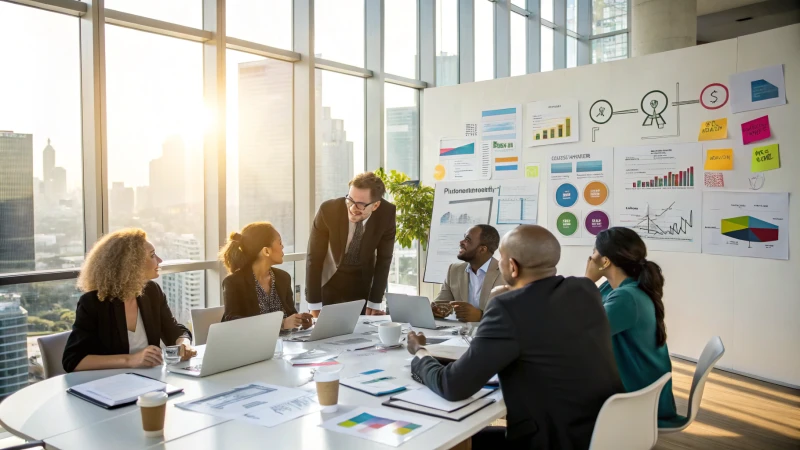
[
  {"x1": 315, "y1": 71, "x2": 365, "y2": 210},
  {"x1": 474, "y1": 0, "x2": 495, "y2": 82},
  {"x1": 315, "y1": 0, "x2": 365, "y2": 67},
  {"x1": 225, "y1": 50, "x2": 295, "y2": 255},
  {"x1": 155, "y1": 270, "x2": 206, "y2": 329},
  {"x1": 385, "y1": 0, "x2": 418, "y2": 79},
  {"x1": 541, "y1": 26, "x2": 554, "y2": 72},
  {"x1": 105, "y1": 26, "x2": 206, "y2": 262},
  {"x1": 592, "y1": 0, "x2": 627, "y2": 35},
  {"x1": 567, "y1": 0, "x2": 577, "y2": 32},
  {"x1": 227, "y1": 0, "x2": 292, "y2": 49},
  {"x1": 511, "y1": 0, "x2": 526, "y2": 8},
  {"x1": 436, "y1": 0, "x2": 459, "y2": 86},
  {"x1": 104, "y1": 0, "x2": 202, "y2": 28},
  {"x1": 1, "y1": 279, "x2": 82, "y2": 394},
  {"x1": 0, "y1": 3, "x2": 84, "y2": 275},
  {"x1": 592, "y1": 33, "x2": 628, "y2": 63},
  {"x1": 510, "y1": 11, "x2": 527, "y2": 77},
  {"x1": 567, "y1": 36, "x2": 578, "y2": 68},
  {"x1": 384, "y1": 84, "x2": 420, "y2": 179},
  {"x1": 541, "y1": 0, "x2": 554, "y2": 22}
]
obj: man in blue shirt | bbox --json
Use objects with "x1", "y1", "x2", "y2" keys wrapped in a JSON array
[{"x1": 431, "y1": 225, "x2": 505, "y2": 322}]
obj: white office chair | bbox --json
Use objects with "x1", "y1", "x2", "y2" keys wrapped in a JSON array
[
  {"x1": 190, "y1": 306, "x2": 224, "y2": 345},
  {"x1": 589, "y1": 372, "x2": 672, "y2": 450},
  {"x1": 659, "y1": 336, "x2": 725, "y2": 433},
  {"x1": 36, "y1": 331, "x2": 71, "y2": 379}
]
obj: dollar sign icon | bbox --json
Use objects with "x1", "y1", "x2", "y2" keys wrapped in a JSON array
[{"x1": 710, "y1": 90, "x2": 718, "y2": 103}]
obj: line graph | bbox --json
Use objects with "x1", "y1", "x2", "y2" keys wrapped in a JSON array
[{"x1": 619, "y1": 202, "x2": 696, "y2": 241}]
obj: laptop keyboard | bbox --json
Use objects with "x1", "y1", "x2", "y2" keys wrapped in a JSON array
[{"x1": 186, "y1": 364, "x2": 202, "y2": 373}]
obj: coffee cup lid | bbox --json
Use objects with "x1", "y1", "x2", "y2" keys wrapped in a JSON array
[
  {"x1": 137, "y1": 390, "x2": 168, "y2": 407},
  {"x1": 314, "y1": 364, "x2": 343, "y2": 382}
]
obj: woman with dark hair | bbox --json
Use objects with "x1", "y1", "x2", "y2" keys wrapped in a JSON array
[
  {"x1": 219, "y1": 222, "x2": 313, "y2": 330},
  {"x1": 585, "y1": 227, "x2": 678, "y2": 424}
]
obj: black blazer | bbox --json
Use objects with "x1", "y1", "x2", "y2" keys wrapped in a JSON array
[
  {"x1": 412, "y1": 276, "x2": 624, "y2": 449},
  {"x1": 221, "y1": 266, "x2": 296, "y2": 322},
  {"x1": 306, "y1": 197, "x2": 396, "y2": 305},
  {"x1": 63, "y1": 281, "x2": 191, "y2": 373}
]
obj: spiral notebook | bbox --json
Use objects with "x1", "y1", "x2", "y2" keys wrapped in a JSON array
[{"x1": 67, "y1": 373, "x2": 183, "y2": 409}]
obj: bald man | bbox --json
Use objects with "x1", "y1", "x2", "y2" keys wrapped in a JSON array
[{"x1": 407, "y1": 225, "x2": 623, "y2": 450}]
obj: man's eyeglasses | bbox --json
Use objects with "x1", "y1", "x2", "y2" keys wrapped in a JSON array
[{"x1": 345, "y1": 195, "x2": 377, "y2": 211}]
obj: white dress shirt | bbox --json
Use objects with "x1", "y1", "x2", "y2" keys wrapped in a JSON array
[
  {"x1": 466, "y1": 258, "x2": 492, "y2": 309},
  {"x1": 127, "y1": 310, "x2": 148, "y2": 354},
  {"x1": 308, "y1": 217, "x2": 383, "y2": 311}
]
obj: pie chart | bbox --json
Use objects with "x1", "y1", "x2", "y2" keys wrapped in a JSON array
[{"x1": 721, "y1": 216, "x2": 778, "y2": 247}]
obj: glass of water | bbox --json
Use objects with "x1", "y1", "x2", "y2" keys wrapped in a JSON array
[
  {"x1": 274, "y1": 337, "x2": 284, "y2": 359},
  {"x1": 163, "y1": 345, "x2": 181, "y2": 365}
]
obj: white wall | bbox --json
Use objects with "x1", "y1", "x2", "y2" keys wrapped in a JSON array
[{"x1": 419, "y1": 24, "x2": 800, "y2": 387}]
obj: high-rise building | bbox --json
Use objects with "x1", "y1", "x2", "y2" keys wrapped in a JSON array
[
  {"x1": 42, "y1": 139, "x2": 67, "y2": 204},
  {"x1": 237, "y1": 59, "x2": 295, "y2": 250},
  {"x1": 436, "y1": 52, "x2": 459, "y2": 87},
  {"x1": 111, "y1": 182, "x2": 134, "y2": 215},
  {"x1": 135, "y1": 186, "x2": 151, "y2": 213},
  {"x1": 314, "y1": 70, "x2": 355, "y2": 209},
  {"x1": 149, "y1": 136, "x2": 187, "y2": 211},
  {"x1": 0, "y1": 294, "x2": 29, "y2": 399},
  {"x1": 0, "y1": 132, "x2": 35, "y2": 274},
  {"x1": 386, "y1": 106, "x2": 420, "y2": 178},
  {"x1": 159, "y1": 234, "x2": 204, "y2": 325}
]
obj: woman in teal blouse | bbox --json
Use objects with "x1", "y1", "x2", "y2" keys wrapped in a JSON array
[{"x1": 585, "y1": 227, "x2": 678, "y2": 425}]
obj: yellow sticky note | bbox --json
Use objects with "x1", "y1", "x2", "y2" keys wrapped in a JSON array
[
  {"x1": 525, "y1": 164, "x2": 539, "y2": 178},
  {"x1": 751, "y1": 144, "x2": 780, "y2": 172},
  {"x1": 699, "y1": 118, "x2": 728, "y2": 141},
  {"x1": 704, "y1": 149, "x2": 733, "y2": 171}
]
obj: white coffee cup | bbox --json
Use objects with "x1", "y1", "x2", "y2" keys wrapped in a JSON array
[
  {"x1": 137, "y1": 391, "x2": 168, "y2": 437},
  {"x1": 378, "y1": 322, "x2": 402, "y2": 346}
]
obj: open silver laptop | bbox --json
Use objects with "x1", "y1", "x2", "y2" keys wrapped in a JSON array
[
  {"x1": 168, "y1": 311, "x2": 282, "y2": 377},
  {"x1": 386, "y1": 293, "x2": 457, "y2": 330},
  {"x1": 290, "y1": 299, "x2": 366, "y2": 342}
]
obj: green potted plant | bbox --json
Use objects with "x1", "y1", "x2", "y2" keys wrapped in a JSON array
[{"x1": 375, "y1": 168, "x2": 434, "y2": 251}]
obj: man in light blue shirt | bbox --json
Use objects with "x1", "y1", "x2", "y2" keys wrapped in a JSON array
[{"x1": 432, "y1": 225, "x2": 504, "y2": 322}]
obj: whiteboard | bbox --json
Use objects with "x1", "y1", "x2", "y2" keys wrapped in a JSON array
[{"x1": 419, "y1": 24, "x2": 800, "y2": 387}]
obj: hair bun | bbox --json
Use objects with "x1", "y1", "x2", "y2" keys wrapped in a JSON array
[{"x1": 230, "y1": 232, "x2": 243, "y2": 242}]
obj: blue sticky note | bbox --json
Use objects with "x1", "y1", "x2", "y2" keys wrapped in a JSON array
[{"x1": 751, "y1": 79, "x2": 779, "y2": 102}]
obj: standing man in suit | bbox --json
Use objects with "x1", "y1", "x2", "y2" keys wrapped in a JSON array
[
  {"x1": 306, "y1": 172, "x2": 397, "y2": 317},
  {"x1": 431, "y1": 225, "x2": 505, "y2": 322},
  {"x1": 407, "y1": 225, "x2": 623, "y2": 449}
]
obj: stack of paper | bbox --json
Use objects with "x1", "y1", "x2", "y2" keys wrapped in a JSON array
[
  {"x1": 382, "y1": 387, "x2": 497, "y2": 421},
  {"x1": 68, "y1": 373, "x2": 173, "y2": 408},
  {"x1": 284, "y1": 349, "x2": 338, "y2": 366},
  {"x1": 319, "y1": 407, "x2": 439, "y2": 447},
  {"x1": 340, "y1": 369, "x2": 408, "y2": 396}
]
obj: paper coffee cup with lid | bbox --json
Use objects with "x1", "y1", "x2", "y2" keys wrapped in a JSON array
[
  {"x1": 314, "y1": 365, "x2": 344, "y2": 413},
  {"x1": 137, "y1": 391, "x2": 168, "y2": 437}
]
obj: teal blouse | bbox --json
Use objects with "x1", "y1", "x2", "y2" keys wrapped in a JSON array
[{"x1": 600, "y1": 278, "x2": 678, "y2": 424}]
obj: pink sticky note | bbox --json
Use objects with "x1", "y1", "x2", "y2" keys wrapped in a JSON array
[{"x1": 741, "y1": 116, "x2": 771, "y2": 145}]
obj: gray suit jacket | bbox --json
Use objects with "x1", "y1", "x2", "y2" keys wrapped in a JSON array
[{"x1": 434, "y1": 258, "x2": 504, "y2": 311}]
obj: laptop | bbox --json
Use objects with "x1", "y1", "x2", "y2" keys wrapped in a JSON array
[
  {"x1": 290, "y1": 299, "x2": 366, "y2": 342},
  {"x1": 386, "y1": 293, "x2": 458, "y2": 330},
  {"x1": 168, "y1": 311, "x2": 282, "y2": 377}
]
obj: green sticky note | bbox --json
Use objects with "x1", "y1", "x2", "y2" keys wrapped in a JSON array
[
  {"x1": 751, "y1": 144, "x2": 780, "y2": 172},
  {"x1": 525, "y1": 164, "x2": 539, "y2": 178}
]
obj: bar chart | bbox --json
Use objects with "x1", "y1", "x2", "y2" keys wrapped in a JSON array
[
  {"x1": 534, "y1": 117, "x2": 572, "y2": 141},
  {"x1": 631, "y1": 166, "x2": 695, "y2": 188},
  {"x1": 527, "y1": 99, "x2": 580, "y2": 147}
]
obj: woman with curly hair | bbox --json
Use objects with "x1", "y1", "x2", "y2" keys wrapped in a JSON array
[
  {"x1": 62, "y1": 228, "x2": 196, "y2": 372},
  {"x1": 219, "y1": 222, "x2": 313, "y2": 330}
]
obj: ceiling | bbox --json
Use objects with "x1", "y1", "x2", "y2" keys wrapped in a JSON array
[{"x1": 696, "y1": 0, "x2": 800, "y2": 43}]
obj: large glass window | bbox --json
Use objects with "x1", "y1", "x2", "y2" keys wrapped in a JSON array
[
  {"x1": 510, "y1": 12, "x2": 527, "y2": 77},
  {"x1": 385, "y1": 0, "x2": 418, "y2": 79},
  {"x1": 227, "y1": 0, "x2": 292, "y2": 49},
  {"x1": 592, "y1": 0, "x2": 628, "y2": 34},
  {"x1": 105, "y1": 26, "x2": 206, "y2": 262},
  {"x1": 436, "y1": 0, "x2": 459, "y2": 86},
  {"x1": 226, "y1": 50, "x2": 294, "y2": 255},
  {"x1": 511, "y1": 0, "x2": 526, "y2": 8},
  {"x1": 315, "y1": 71, "x2": 365, "y2": 210},
  {"x1": 315, "y1": 0, "x2": 365, "y2": 67},
  {"x1": 474, "y1": 0, "x2": 495, "y2": 82},
  {"x1": 541, "y1": 26, "x2": 554, "y2": 72},
  {"x1": 0, "y1": 3, "x2": 84, "y2": 275},
  {"x1": 567, "y1": 0, "x2": 578, "y2": 32},
  {"x1": 104, "y1": 0, "x2": 202, "y2": 28},
  {"x1": 592, "y1": 33, "x2": 628, "y2": 63},
  {"x1": 155, "y1": 270, "x2": 206, "y2": 330},
  {"x1": 541, "y1": 0, "x2": 554, "y2": 22},
  {"x1": 568, "y1": 36, "x2": 578, "y2": 68}
]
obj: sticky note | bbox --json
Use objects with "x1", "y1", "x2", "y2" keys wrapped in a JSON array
[
  {"x1": 704, "y1": 149, "x2": 734, "y2": 171},
  {"x1": 525, "y1": 164, "x2": 540, "y2": 178},
  {"x1": 699, "y1": 118, "x2": 728, "y2": 141},
  {"x1": 741, "y1": 115, "x2": 770, "y2": 145},
  {"x1": 751, "y1": 144, "x2": 780, "y2": 172}
]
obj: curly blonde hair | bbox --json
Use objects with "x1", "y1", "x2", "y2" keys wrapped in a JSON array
[{"x1": 77, "y1": 228, "x2": 150, "y2": 301}]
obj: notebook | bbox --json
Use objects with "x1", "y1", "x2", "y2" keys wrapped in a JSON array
[
  {"x1": 389, "y1": 386, "x2": 496, "y2": 412},
  {"x1": 382, "y1": 397, "x2": 496, "y2": 421},
  {"x1": 67, "y1": 373, "x2": 183, "y2": 409},
  {"x1": 340, "y1": 369, "x2": 408, "y2": 396}
]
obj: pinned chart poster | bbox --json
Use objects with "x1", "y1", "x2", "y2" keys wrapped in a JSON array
[
  {"x1": 527, "y1": 99, "x2": 580, "y2": 147},
  {"x1": 702, "y1": 191, "x2": 789, "y2": 260},
  {"x1": 481, "y1": 105, "x2": 522, "y2": 141},
  {"x1": 491, "y1": 140, "x2": 523, "y2": 179},
  {"x1": 614, "y1": 143, "x2": 703, "y2": 253},
  {"x1": 435, "y1": 138, "x2": 491, "y2": 181},
  {"x1": 729, "y1": 65, "x2": 787, "y2": 113},
  {"x1": 320, "y1": 407, "x2": 440, "y2": 447},
  {"x1": 547, "y1": 148, "x2": 613, "y2": 245}
]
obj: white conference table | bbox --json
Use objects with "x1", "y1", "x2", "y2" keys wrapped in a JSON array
[{"x1": 0, "y1": 317, "x2": 505, "y2": 450}]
